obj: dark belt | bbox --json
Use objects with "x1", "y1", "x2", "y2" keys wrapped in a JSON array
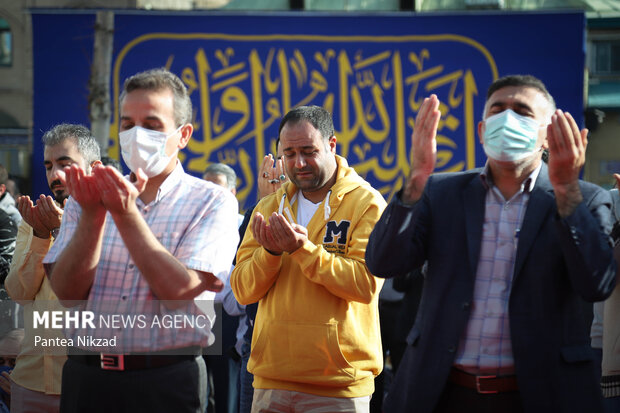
[
  {"x1": 67, "y1": 347, "x2": 201, "y2": 371},
  {"x1": 449, "y1": 368, "x2": 519, "y2": 394}
]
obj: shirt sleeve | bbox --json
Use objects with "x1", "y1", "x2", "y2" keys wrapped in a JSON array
[
  {"x1": 5, "y1": 221, "x2": 53, "y2": 303},
  {"x1": 366, "y1": 189, "x2": 427, "y2": 279},
  {"x1": 554, "y1": 187, "x2": 617, "y2": 302},
  {"x1": 175, "y1": 189, "x2": 240, "y2": 280},
  {"x1": 231, "y1": 199, "x2": 284, "y2": 306},
  {"x1": 220, "y1": 270, "x2": 245, "y2": 316},
  {"x1": 42, "y1": 197, "x2": 81, "y2": 274}
]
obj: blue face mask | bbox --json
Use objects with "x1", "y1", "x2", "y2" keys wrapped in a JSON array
[{"x1": 483, "y1": 109, "x2": 543, "y2": 162}]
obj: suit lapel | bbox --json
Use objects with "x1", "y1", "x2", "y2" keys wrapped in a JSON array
[
  {"x1": 512, "y1": 163, "x2": 555, "y2": 281},
  {"x1": 463, "y1": 175, "x2": 487, "y2": 279}
]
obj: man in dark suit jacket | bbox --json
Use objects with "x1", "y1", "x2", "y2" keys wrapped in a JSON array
[{"x1": 366, "y1": 75, "x2": 617, "y2": 413}]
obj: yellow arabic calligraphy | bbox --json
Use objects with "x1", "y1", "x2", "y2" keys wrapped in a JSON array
[{"x1": 111, "y1": 33, "x2": 497, "y2": 207}]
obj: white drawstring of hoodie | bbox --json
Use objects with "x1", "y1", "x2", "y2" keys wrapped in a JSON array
[{"x1": 277, "y1": 190, "x2": 332, "y2": 224}]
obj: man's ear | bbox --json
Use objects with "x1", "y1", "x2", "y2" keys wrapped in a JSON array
[
  {"x1": 477, "y1": 121, "x2": 485, "y2": 146},
  {"x1": 86, "y1": 160, "x2": 103, "y2": 175},
  {"x1": 178, "y1": 124, "x2": 193, "y2": 150},
  {"x1": 0, "y1": 184, "x2": 5, "y2": 196},
  {"x1": 328, "y1": 135, "x2": 337, "y2": 154},
  {"x1": 540, "y1": 127, "x2": 549, "y2": 150}
]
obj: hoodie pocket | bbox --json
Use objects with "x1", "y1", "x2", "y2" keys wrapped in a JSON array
[{"x1": 249, "y1": 320, "x2": 357, "y2": 386}]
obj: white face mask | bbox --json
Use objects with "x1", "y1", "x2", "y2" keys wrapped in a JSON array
[
  {"x1": 483, "y1": 109, "x2": 544, "y2": 162},
  {"x1": 119, "y1": 126, "x2": 182, "y2": 177}
]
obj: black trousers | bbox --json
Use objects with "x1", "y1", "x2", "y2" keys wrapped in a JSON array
[
  {"x1": 60, "y1": 355, "x2": 207, "y2": 413},
  {"x1": 433, "y1": 380, "x2": 523, "y2": 413}
]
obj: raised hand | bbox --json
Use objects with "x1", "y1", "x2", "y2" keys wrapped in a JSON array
[
  {"x1": 266, "y1": 213, "x2": 307, "y2": 254},
  {"x1": 58, "y1": 164, "x2": 104, "y2": 215},
  {"x1": 34, "y1": 195, "x2": 63, "y2": 231},
  {"x1": 251, "y1": 212, "x2": 283, "y2": 255},
  {"x1": 250, "y1": 211, "x2": 307, "y2": 256},
  {"x1": 546, "y1": 109, "x2": 587, "y2": 217},
  {"x1": 402, "y1": 94, "x2": 441, "y2": 204},
  {"x1": 258, "y1": 154, "x2": 286, "y2": 200},
  {"x1": 17, "y1": 196, "x2": 36, "y2": 227},
  {"x1": 547, "y1": 110, "x2": 587, "y2": 187},
  {"x1": 17, "y1": 195, "x2": 47, "y2": 238},
  {"x1": 93, "y1": 166, "x2": 148, "y2": 216},
  {"x1": 18, "y1": 194, "x2": 65, "y2": 239}
]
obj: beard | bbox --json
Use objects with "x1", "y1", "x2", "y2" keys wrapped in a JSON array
[
  {"x1": 289, "y1": 168, "x2": 321, "y2": 191},
  {"x1": 52, "y1": 190, "x2": 69, "y2": 204},
  {"x1": 49, "y1": 180, "x2": 68, "y2": 204}
]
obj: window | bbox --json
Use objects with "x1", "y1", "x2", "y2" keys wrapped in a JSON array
[
  {"x1": 0, "y1": 18, "x2": 11, "y2": 67},
  {"x1": 590, "y1": 40, "x2": 620, "y2": 76}
]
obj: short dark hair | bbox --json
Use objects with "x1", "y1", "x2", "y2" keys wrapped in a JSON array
[
  {"x1": 101, "y1": 156, "x2": 122, "y2": 171},
  {"x1": 120, "y1": 68, "x2": 192, "y2": 127},
  {"x1": 486, "y1": 74, "x2": 556, "y2": 114},
  {"x1": 42, "y1": 124, "x2": 101, "y2": 166},
  {"x1": 278, "y1": 106, "x2": 334, "y2": 143},
  {"x1": 203, "y1": 163, "x2": 237, "y2": 190}
]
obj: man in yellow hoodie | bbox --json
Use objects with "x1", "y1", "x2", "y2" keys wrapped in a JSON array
[{"x1": 231, "y1": 106, "x2": 386, "y2": 412}]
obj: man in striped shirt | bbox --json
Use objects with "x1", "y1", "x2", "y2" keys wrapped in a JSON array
[{"x1": 43, "y1": 68, "x2": 239, "y2": 413}]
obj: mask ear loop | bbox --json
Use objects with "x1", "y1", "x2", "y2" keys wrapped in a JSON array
[
  {"x1": 169, "y1": 124, "x2": 185, "y2": 138},
  {"x1": 164, "y1": 125, "x2": 186, "y2": 157}
]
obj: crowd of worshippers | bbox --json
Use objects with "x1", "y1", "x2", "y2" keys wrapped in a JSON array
[{"x1": 0, "y1": 70, "x2": 619, "y2": 413}]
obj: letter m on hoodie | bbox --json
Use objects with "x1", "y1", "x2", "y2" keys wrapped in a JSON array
[{"x1": 323, "y1": 220, "x2": 351, "y2": 245}]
